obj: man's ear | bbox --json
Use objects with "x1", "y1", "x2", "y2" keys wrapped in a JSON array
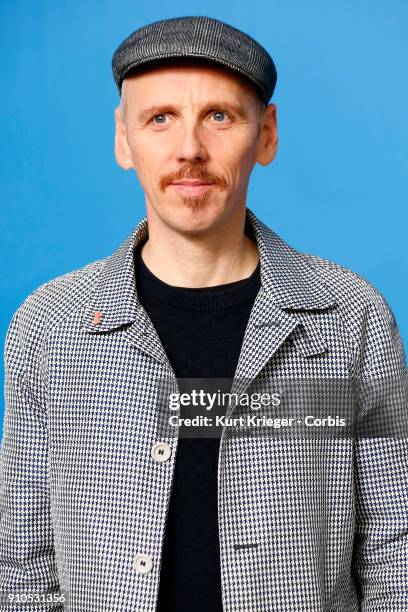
[
  {"x1": 255, "y1": 103, "x2": 278, "y2": 166},
  {"x1": 114, "y1": 107, "x2": 134, "y2": 170}
]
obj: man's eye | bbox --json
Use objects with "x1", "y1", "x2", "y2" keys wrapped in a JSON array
[
  {"x1": 212, "y1": 111, "x2": 228, "y2": 122},
  {"x1": 152, "y1": 114, "x2": 167, "y2": 124}
]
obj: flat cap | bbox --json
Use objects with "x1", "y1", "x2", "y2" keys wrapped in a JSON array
[{"x1": 112, "y1": 16, "x2": 277, "y2": 105}]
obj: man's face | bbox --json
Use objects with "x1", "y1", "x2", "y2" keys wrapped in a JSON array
[{"x1": 114, "y1": 61, "x2": 277, "y2": 233}]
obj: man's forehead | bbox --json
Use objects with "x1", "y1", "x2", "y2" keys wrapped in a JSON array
[{"x1": 122, "y1": 58, "x2": 260, "y2": 103}]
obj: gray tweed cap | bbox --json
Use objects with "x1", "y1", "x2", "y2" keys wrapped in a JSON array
[{"x1": 111, "y1": 16, "x2": 277, "y2": 104}]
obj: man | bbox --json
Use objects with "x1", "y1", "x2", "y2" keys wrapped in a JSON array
[{"x1": 1, "y1": 14, "x2": 407, "y2": 612}]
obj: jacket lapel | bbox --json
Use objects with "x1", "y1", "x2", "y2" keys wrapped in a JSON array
[
  {"x1": 231, "y1": 209, "x2": 337, "y2": 397},
  {"x1": 81, "y1": 215, "x2": 174, "y2": 371}
]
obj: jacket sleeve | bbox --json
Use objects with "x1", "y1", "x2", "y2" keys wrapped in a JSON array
[
  {"x1": 0, "y1": 307, "x2": 64, "y2": 611},
  {"x1": 352, "y1": 292, "x2": 408, "y2": 611}
]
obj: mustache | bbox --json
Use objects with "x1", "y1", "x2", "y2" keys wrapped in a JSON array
[{"x1": 160, "y1": 164, "x2": 226, "y2": 191}]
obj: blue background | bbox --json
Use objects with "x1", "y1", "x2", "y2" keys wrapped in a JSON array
[{"x1": 1, "y1": 1, "x2": 407, "y2": 434}]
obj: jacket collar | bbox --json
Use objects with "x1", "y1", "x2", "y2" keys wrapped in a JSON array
[{"x1": 82, "y1": 206, "x2": 336, "y2": 334}]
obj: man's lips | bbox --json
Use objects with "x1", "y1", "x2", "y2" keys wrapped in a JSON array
[{"x1": 169, "y1": 180, "x2": 216, "y2": 195}]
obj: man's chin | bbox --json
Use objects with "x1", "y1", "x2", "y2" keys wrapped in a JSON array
[
  {"x1": 163, "y1": 196, "x2": 226, "y2": 235},
  {"x1": 179, "y1": 194, "x2": 211, "y2": 211}
]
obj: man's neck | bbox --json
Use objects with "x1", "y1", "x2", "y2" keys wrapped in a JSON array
[{"x1": 139, "y1": 222, "x2": 260, "y2": 289}]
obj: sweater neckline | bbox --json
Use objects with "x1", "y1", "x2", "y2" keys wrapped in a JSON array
[{"x1": 134, "y1": 243, "x2": 261, "y2": 312}]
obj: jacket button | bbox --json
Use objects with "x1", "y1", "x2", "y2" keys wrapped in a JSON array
[
  {"x1": 151, "y1": 442, "x2": 172, "y2": 463},
  {"x1": 133, "y1": 553, "x2": 153, "y2": 574}
]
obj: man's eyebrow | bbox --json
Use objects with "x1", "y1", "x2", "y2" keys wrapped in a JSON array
[{"x1": 137, "y1": 101, "x2": 249, "y2": 122}]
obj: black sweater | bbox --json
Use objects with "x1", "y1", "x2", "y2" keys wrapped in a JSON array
[{"x1": 134, "y1": 241, "x2": 261, "y2": 611}]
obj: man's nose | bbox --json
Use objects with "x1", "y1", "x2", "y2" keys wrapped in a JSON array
[{"x1": 174, "y1": 122, "x2": 208, "y2": 163}]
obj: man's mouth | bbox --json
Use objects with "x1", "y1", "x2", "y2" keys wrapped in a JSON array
[{"x1": 169, "y1": 180, "x2": 215, "y2": 196}]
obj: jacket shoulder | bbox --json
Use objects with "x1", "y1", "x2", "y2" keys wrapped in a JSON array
[
  {"x1": 14, "y1": 257, "x2": 106, "y2": 331},
  {"x1": 301, "y1": 252, "x2": 406, "y2": 371},
  {"x1": 4, "y1": 258, "x2": 107, "y2": 404},
  {"x1": 302, "y1": 252, "x2": 393, "y2": 314}
]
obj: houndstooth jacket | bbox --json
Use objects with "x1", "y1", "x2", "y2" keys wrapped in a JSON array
[{"x1": 1, "y1": 207, "x2": 408, "y2": 612}]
